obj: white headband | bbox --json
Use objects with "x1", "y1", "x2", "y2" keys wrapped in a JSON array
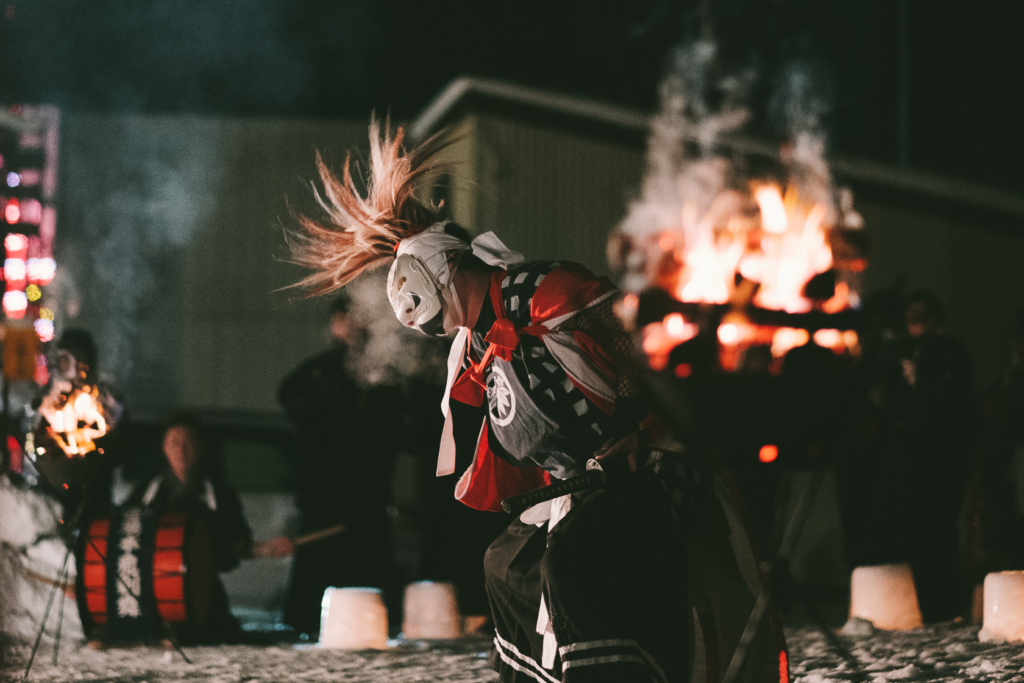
[{"x1": 396, "y1": 222, "x2": 525, "y2": 284}]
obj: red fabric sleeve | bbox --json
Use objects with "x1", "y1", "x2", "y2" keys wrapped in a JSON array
[
  {"x1": 572, "y1": 330, "x2": 616, "y2": 383},
  {"x1": 454, "y1": 426, "x2": 552, "y2": 512},
  {"x1": 530, "y1": 262, "x2": 616, "y2": 324}
]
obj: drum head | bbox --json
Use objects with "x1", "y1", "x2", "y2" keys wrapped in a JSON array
[{"x1": 184, "y1": 514, "x2": 214, "y2": 626}]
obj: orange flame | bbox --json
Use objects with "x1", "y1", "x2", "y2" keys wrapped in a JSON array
[
  {"x1": 38, "y1": 384, "x2": 109, "y2": 457},
  {"x1": 642, "y1": 313, "x2": 699, "y2": 370},
  {"x1": 665, "y1": 184, "x2": 836, "y2": 314}
]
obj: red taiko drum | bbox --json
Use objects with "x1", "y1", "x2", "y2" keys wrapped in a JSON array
[
  {"x1": 79, "y1": 518, "x2": 110, "y2": 626},
  {"x1": 76, "y1": 510, "x2": 214, "y2": 640}
]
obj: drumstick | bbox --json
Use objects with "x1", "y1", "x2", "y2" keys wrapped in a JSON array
[
  {"x1": 292, "y1": 524, "x2": 346, "y2": 547},
  {"x1": 23, "y1": 567, "x2": 76, "y2": 598}
]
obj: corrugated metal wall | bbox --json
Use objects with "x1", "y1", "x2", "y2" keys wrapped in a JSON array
[
  {"x1": 444, "y1": 114, "x2": 645, "y2": 276},
  {"x1": 56, "y1": 109, "x2": 1024, "y2": 415},
  {"x1": 60, "y1": 114, "x2": 367, "y2": 414}
]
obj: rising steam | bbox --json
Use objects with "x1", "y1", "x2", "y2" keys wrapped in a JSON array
[{"x1": 343, "y1": 270, "x2": 447, "y2": 388}]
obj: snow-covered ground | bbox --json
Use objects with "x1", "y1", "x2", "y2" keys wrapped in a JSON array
[
  {"x1": 1, "y1": 638, "x2": 500, "y2": 682},
  {"x1": 4, "y1": 624, "x2": 1024, "y2": 683},
  {"x1": 0, "y1": 477, "x2": 83, "y2": 649},
  {"x1": 788, "y1": 622, "x2": 1024, "y2": 682}
]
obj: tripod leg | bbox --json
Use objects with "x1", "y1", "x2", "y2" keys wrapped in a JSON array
[
  {"x1": 25, "y1": 461, "x2": 98, "y2": 680},
  {"x1": 23, "y1": 544, "x2": 73, "y2": 681},
  {"x1": 785, "y1": 573, "x2": 866, "y2": 682},
  {"x1": 51, "y1": 558, "x2": 70, "y2": 666}
]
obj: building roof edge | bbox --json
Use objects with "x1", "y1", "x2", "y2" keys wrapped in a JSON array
[{"x1": 411, "y1": 77, "x2": 1024, "y2": 223}]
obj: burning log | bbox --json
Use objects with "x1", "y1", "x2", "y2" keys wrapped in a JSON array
[
  {"x1": 612, "y1": 168, "x2": 867, "y2": 375},
  {"x1": 610, "y1": 72, "x2": 870, "y2": 377},
  {"x1": 631, "y1": 287, "x2": 861, "y2": 373}
]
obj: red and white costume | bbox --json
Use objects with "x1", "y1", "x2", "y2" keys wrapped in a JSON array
[
  {"x1": 291, "y1": 121, "x2": 788, "y2": 682},
  {"x1": 392, "y1": 226, "x2": 788, "y2": 683}
]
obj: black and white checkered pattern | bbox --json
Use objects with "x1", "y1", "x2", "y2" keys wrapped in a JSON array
[
  {"x1": 467, "y1": 261, "x2": 616, "y2": 452},
  {"x1": 499, "y1": 261, "x2": 560, "y2": 326},
  {"x1": 518, "y1": 339, "x2": 611, "y2": 442},
  {"x1": 501, "y1": 262, "x2": 615, "y2": 448},
  {"x1": 498, "y1": 263, "x2": 705, "y2": 517}
]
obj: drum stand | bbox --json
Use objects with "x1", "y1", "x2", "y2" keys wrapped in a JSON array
[
  {"x1": 22, "y1": 474, "x2": 92, "y2": 680},
  {"x1": 645, "y1": 372, "x2": 866, "y2": 683},
  {"x1": 722, "y1": 468, "x2": 866, "y2": 683},
  {"x1": 21, "y1": 479, "x2": 192, "y2": 681},
  {"x1": 23, "y1": 530, "x2": 74, "y2": 679}
]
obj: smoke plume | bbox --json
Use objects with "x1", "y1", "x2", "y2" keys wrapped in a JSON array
[
  {"x1": 57, "y1": 117, "x2": 224, "y2": 391},
  {"x1": 618, "y1": 40, "x2": 854, "y2": 245}
]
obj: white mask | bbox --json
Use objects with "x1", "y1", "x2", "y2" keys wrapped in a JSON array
[
  {"x1": 387, "y1": 223, "x2": 525, "y2": 336},
  {"x1": 387, "y1": 253, "x2": 450, "y2": 337},
  {"x1": 387, "y1": 224, "x2": 469, "y2": 337}
]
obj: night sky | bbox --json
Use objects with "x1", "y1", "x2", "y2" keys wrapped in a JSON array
[{"x1": 0, "y1": 0, "x2": 1021, "y2": 191}]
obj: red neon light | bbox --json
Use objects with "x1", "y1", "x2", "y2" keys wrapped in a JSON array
[
  {"x1": 759, "y1": 444, "x2": 779, "y2": 463},
  {"x1": 3, "y1": 290, "x2": 27, "y2": 318},
  {"x1": 4, "y1": 233, "x2": 27, "y2": 257},
  {"x1": 779, "y1": 650, "x2": 789, "y2": 683},
  {"x1": 5, "y1": 198, "x2": 20, "y2": 224},
  {"x1": 19, "y1": 198, "x2": 42, "y2": 225}
]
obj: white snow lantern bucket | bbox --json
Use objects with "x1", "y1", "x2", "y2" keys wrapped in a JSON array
[
  {"x1": 402, "y1": 581, "x2": 462, "y2": 639},
  {"x1": 980, "y1": 571, "x2": 1024, "y2": 643},
  {"x1": 319, "y1": 587, "x2": 388, "y2": 649},
  {"x1": 848, "y1": 564, "x2": 923, "y2": 630}
]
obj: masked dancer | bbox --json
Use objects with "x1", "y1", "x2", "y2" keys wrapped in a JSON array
[{"x1": 288, "y1": 119, "x2": 786, "y2": 683}]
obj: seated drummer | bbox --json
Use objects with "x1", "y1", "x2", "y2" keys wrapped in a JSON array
[{"x1": 126, "y1": 413, "x2": 294, "y2": 643}]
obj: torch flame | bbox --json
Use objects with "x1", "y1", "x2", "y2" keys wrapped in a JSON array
[{"x1": 38, "y1": 384, "x2": 110, "y2": 457}]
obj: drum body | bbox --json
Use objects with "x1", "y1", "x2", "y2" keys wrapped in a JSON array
[{"x1": 76, "y1": 508, "x2": 214, "y2": 642}]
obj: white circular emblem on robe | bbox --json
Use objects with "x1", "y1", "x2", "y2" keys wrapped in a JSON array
[{"x1": 487, "y1": 366, "x2": 517, "y2": 426}]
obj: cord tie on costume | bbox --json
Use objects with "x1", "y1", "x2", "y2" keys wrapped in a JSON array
[
  {"x1": 449, "y1": 272, "x2": 549, "y2": 406},
  {"x1": 483, "y1": 318, "x2": 550, "y2": 361}
]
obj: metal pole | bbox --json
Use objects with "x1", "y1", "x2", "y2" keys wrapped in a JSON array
[
  {"x1": 51, "y1": 557, "x2": 69, "y2": 665},
  {"x1": 23, "y1": 546, "x2": 72, "y2": 681},
  {"x1": 898, "y1": 0, "x2": 911, "y2": 165},
  {"x1": 1, "y1": 378, "x2": 9, "y2": 472}
]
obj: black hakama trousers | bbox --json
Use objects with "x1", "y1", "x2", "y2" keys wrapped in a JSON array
[{"x1": 484, "y1": 474, "x2": 688, "y2": 683}]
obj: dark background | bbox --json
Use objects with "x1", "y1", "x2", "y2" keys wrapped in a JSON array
[{"x1": 0, "y1": 0, "x2": 1021, "y2": 192}]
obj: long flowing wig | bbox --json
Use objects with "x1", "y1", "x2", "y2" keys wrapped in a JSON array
[{"x1": 287, "y1": 116, "x2": 451, "y2": 295}]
